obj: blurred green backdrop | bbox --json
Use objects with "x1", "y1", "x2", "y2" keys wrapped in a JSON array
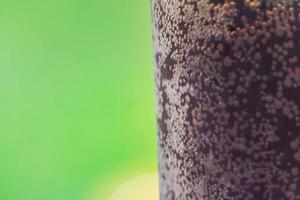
[{"x1": 0, "y1": 0, "x2": 157, "y2": 200}]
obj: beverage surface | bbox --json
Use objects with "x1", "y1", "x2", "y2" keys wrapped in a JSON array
[{"x1": 152, "y1": 0, "x2": 300, "y2": 199}]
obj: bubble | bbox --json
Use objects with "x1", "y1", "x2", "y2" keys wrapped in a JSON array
[
  {"x1": 290, "y1": 183, "x2": 297, "y2": 191},
  {"x1": 187, "y1": 158, "x2": 194, "y2": 167},
  {"x1": 284, "y1": 78, "x2": 293, "y2": 87},
  {"x1": 236, "y1": 85, "x2": 244, "y2": 94},
  {"x1": 275, "y1": 26, "x2": 285, "y2": 36},
  {"x1": 254, "y1": 186, "x2": 261, "y2": 191},
  {"x1": 285, "y1": 191, "x2": 294, "y2": 198},
  {"x1": 294, "y1": 152, "x2": 300, "y2": 161},
  {"x1": 245, "y1": 0, "x2": 261, "y2": 10},
  {"x1": 254, "y1": 52, "x2": 262, "y2": 60},
  {"x1": 215, "y1": 42, "x2": 230, "y2": 56},
  {"x1": 291, "y1": 167, "x2": 299, "y2": 176},
  {"x1": 223, "y1": 56, "x2": 233, "y2": 66}
]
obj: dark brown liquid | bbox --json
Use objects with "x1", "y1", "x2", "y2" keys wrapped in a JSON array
[{"x1": 152, "y1": 1, "x2": 300, "y2": 199}]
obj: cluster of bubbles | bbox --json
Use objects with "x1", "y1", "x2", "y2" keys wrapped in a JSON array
[{"x1": 153, "y1": 0, "x2": 300, "y2": 199}]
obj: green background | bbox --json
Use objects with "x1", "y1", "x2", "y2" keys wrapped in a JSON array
[{"x1": 0, "y1": 0, "x2": 157, "y2": 199}]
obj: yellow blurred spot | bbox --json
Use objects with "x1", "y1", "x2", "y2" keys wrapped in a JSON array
[
  {"x1": 245, "y1": 0, "x2": 261, "y2": 9},
  {"x1": 109, "y1": 173, "x2": 159, "y2": 200}
]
